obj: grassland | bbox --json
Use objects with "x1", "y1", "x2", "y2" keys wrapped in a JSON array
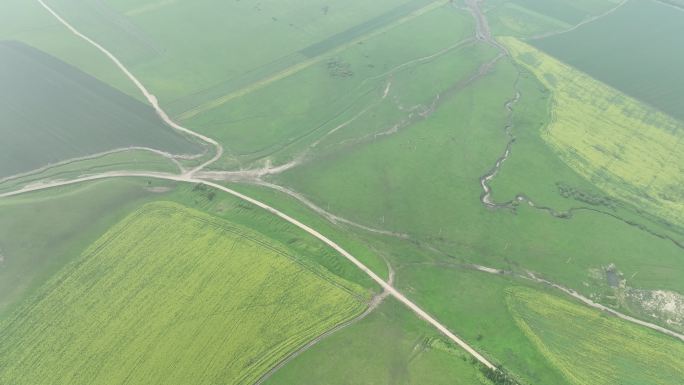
[
  {"x1": 532, "y1": 0, "x2": 684, "y2": 122},
  {"x1": 41, "y1": 0, "x2": 438, "y2": 107},
  {"x1": 395, "y1": 263, "x2": 572, "y2": 384},
  {"x1": 182, "y1": 4, "x2": 475, "y2": 169},
  {"x1": 507, "y1": 287, "x2": 684, "y2": 385},
  {"x1": 266, "y1": 298, "x2": 492, "y2": 385},
  {"x1": 171, "y1": 182, "x2": 386, "y2": 290},
  {"x1": 502, "y1": 37, "x2": 684, "y2": 229},
  {"x1": 395, "y1": 261, "x2": 684, "y2": 385},
  {"x1": 0, "y1": 202, "x2": 366, "y2": 385},
  {"x1": 0, "y1": 40, "x2": 200, "y2": 178},
  {"x1": 0, "y1": 0, "x2": 141, "y2": 98},
  {"x1": 268, "y1": 42, "x2": 684, "y2": 309}
]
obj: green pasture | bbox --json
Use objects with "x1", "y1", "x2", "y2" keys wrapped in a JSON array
[
  {"x1": 183, "y1": 4, "x2": 475, "y2": 169},
  {"x1": 396, "y1": 263, "x2": 684, "y2": 385},
  {"x1": 0, "y1": 177, "x2": 385, "y2": 321},
  {"x1": 0, "y1": 149, "x2": 180, "y2": 194},
  {"x1": 0, "y1": 1, "x2": 682, "y2": 384},
  {"x1": 169, "y1": 182, "x2": 384, "y2": 290},
  {"x1": 484, "y1": 0, "x2": 621, "y2": 38},
  {"x1": 0, "y1": 0, "x2": 141, "y2": 97},
  {"x1": 396, "y1": 264, "x2": 572, "y2": 384},
  {"x1": 273, "y1": 51, "x2": 684, "y2": 301},
  {"x1": 0, "y1": 202, "x2": 366, "y2": 385},
  {"x1": 43, "y1": 0, "x2": 438, "y2": 106},
  {"x1": 488, "y1": 2, "x2": 571, "y2": 37}
]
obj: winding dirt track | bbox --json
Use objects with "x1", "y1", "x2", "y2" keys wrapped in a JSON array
[
  {"x1": 26, "y1": 0, "x2": 498, "y2": 371},
  {"x1": 37, "y1": 0, "x2": 223, "y2": 175}
]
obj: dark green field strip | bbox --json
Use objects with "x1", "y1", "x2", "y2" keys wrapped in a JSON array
[
  {"x1": 166, "y1": 0, "x2": 435, "y2": 115},
  {"x1": 47, "y1": 0, "x2": 161, "y2": 63},
  {"x1": 165, "y1": 52, "x2": 305, "y2": 115},
  {"x1": 298, "y1": 0, "x2": 436, "y2": 58},
  {"x1": 532, "y1": 0, "x2": 684, "y2": 122},
  {"x1": 0, "y1": 41, "x2": 200, "y2": 178}
]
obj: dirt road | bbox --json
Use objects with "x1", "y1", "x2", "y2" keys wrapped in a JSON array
[
  {"x1": 26, "y1": 0, "x2": 682, "y2": 377},
  {"x1": 20, "y1": 0, "x2": 500, "y2": 372},
  {"x1": 37, "y1": 0, "x2": 222, "y2": 175},
  {"x1": 0, "y1": 169, "x2": 497, "y2": 370}
]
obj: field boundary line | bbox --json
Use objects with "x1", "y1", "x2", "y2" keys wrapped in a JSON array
[{"x1": 175, "y1": 0, "x2": 449, "y2": 121}]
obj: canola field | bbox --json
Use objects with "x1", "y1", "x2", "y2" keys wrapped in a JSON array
[
  {"x1": 503, "y1": 37, "x2": 684, "y2": 228},
  {"x1": 0, "y1": 202, "x2": 366, "y2": 385},
  {"x1": 507, "y1": 287, "x2": 684, "y2": 385}
]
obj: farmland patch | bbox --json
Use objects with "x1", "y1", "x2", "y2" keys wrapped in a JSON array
[
  {"x1": 266, "y1": 299, "x2": 491, "y2": 385},
  {"x1": 0, "y1": 202, "x2": 366, "y2": 385},
  {"x1": 507, "y1": 286, "x2": 684, "y2": 385}
]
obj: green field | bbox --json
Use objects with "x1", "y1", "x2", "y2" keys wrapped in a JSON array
[
  {"x1": 1, "y1": 1, "x2": 682, "y2": 384},
  {"x1": 272, "y1": 47, "x2": 684, "y2": 299},
  {"x1": 0, "y1": 40, "x2": 200, "y2": 178},
  {"x1": 394, "y1": 262, "x2": 684, "y2": 385},
  {"x1": 33, "y1": 0, "x2": 439, "y2": 107},
  {"x1": 485, "y1": 0, "x2": 621, "y2": 38},
  {"x1": 487, "y1": 2, "x2": 571, "y2": 37},
  {"x1": 266, "y1": 298, "x2": 492, "y2": 385},
  {"x1": 395, "y1": 263, "x2": 572, "y2": 384},
  {"x1": 0, "y1": 202, "x2": 367, "y2": 385},
  {"x1": 507, "y1": 287, "x2": 684, "y2": 385},
  {"x1": 509, "y1": 0, "x2": 620, "y2": 24},
  {"x1": 503, "y1": 37, "x2": 684, "y2": 229},
  {"x1": 532, "y1": 0, "x2": 684, "y2": 122},
  {"x1": 183, "y1": 5, "x2": 476, "y2": 169}
]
